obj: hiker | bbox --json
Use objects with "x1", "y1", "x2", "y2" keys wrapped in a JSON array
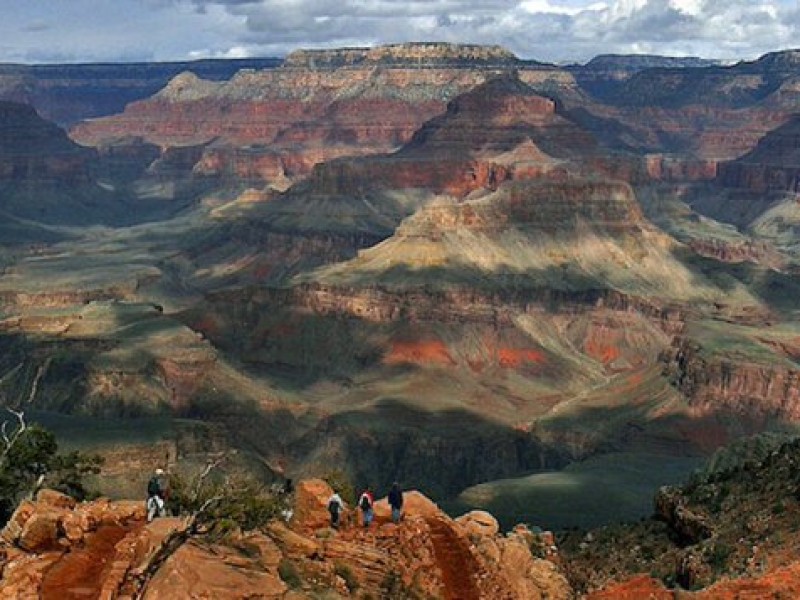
[
  {"x1": 358, "y1": 487, "x2": 375, "y2": 528},
  {"x1": 146, "y1": 468, "x2": 168, "y2": 522},
  {"x1": 388, "y1": 481, "x2": 404, "y2": 524},
  {"x1": 327, "y1": 490, "x2": 345, "y2": 529}
]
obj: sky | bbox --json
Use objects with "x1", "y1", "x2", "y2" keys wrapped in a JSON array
[{"x1": 0, "y1": 0, "x2": 797, "y2": 65}]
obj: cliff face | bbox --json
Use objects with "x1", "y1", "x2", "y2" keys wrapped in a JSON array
[
  {"x1": 717, "y1": 115, "x2": 800, "y2": 193},
  {"x1": 0, "y1": 101, "x2": 95, "y2": 185},
  {"x1": 284, "y1": 42, "x2": 521, "y2": 68},
  {"x1": 0, "y1": 101, "x2": 131, "y2": 230},
  {"x1": 69, "y1": 45, "x2": 575, "y2": 189},
  {"x1": 570, "y1": 54, "x2": 724, "y2": 101},
  {"x1": 663, "y1": 333, "x2": 800, "y2": 425},
  {"x1": 559, "y1": 50, "x2": 800, "y2": 166},
  {"x1": 582, "y1": 50, "x2": 800, "y2": 109}
]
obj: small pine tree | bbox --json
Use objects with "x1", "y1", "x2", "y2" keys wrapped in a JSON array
[{"x1": 0, "y1": 412, "x2": 103, "y2": 523}]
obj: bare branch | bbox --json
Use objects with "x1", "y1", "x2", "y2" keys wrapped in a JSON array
[
  {"x1": 0, "y1": 408, "x2": 26, "y2": 465},
  {"x1": 189, "y1": 453, "x2": 228, "y2": 505}
]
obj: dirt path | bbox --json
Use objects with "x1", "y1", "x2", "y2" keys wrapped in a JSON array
[
  {"x1": 40, "y1": 521, "x2": 143, "y2": 600},
  {"x1": 426, "y1": 516, "x2": 482, "y2": 600}
]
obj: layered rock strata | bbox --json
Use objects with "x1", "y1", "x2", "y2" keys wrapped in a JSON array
[
  {"x1": 70, "y1": 44, "x2": 574, "y2": 189},
  {"x1": 664, "y1": 334, "x2": 800, "y2": 423},
  {"x1": 717, "y1": 115, "x2": 800, "y2": 193}
]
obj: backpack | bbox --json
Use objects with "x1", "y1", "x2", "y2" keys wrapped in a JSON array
[
  {"x1": 359, "y1": 493, "x2": 371, "y2": 511},
  {"x1": 147, "y1": 476, "x2": 160, "y2": 496},
  {"x1": 328, "y1": 498, "x2": 340, "y2": 514}
]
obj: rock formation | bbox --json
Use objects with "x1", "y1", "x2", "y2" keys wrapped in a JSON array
[
  {"x1": 0, "y1": 102, "x2": 94, "y2": 183},
  {"x1": 70, "y1": 44, "x2": 573, "y2": 191},
  {"x1": 662, "y1": 321, "x2": 800, "y2": 428},
  {"x1": 717, "y1": 115, "x2": 800, "y2": 194},
  {"x1": 0, "y1": 481, "x2": 571, "y2": 599},
  {"x1": 0, "y1": 58, "x2": 281, "y2": 126}
]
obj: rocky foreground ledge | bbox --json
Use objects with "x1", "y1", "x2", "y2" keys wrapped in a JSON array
[
  {"x1": 0, "y1": 480, "x2": 569, "y2": 599},
  {"x1": 6, "y1": 480, "x2": 800, "y2": 598}
]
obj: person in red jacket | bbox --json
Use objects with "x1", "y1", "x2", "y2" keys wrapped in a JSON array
[{"x1": 357, "y1": 487, "x2": 375, "y2": 528}]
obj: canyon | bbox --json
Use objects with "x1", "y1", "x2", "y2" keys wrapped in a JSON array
[{"x1": 1, "y1": 41, "x2": 800, "y2": 596}]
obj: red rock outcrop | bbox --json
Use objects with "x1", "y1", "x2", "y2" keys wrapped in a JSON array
[
  {"x1": 0, "y1": 490, "x2": 149, "y2": 598},
  {"x1": 142, "y1": 536, "x2": 288, "y2": 599},
  {"x1": 586, "y1": 575, "x2": 674, "y2": 599},
  {"x1": 70, "y1": 44, "x2": 575, "y2": 188},
  {"x1": 285, "y1": 479, "x2": 572, "y2": 599},
  {"x1": 0, "y1": 481, "x2": 572, "y2": 599}
]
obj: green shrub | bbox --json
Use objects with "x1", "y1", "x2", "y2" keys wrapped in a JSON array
[
  {"x1": 167, "y1": 470, "x2": 286, "y2": 531},
  {"x1": 335, "y1": 562, "x2": 360, "y2": 593},
  {"x1": 278, "y1": 558, "x2": 302, "y2": 589},
  {"x1": 381, "y1": 571, "x2": 421, "y2": 600},
  {"x1": 0, "y1": 418, "x2": 102, "y2": 524},
  {"x1": 709, "y1": 542, "x2": 732, "y2": 571},
  {"x1": 528, "y1": 535, "x2": 548, "y2": 559}
]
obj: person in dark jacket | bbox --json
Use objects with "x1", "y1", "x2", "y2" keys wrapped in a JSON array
[
  {"x1": 327, "y1": 491, "x2": 345, "y2": 529},
  {"x1": 388, "y1": 481, "x2": 404, "y2": 524},
  {"x1": 358, "y1": 487, "x2": 375, "y2": 528}
]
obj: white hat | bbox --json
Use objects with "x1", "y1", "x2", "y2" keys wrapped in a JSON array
[{"x1": 155, "y1": 468, "x2": 164, "y2": 475}]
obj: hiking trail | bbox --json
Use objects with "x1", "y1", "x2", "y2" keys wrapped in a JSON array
[
  {"x1": 426, "y1": 516, "x2": 482, "y2": 600},
  {"x1": 40, "y1": 520, "x2": 144, "y2": 600}
]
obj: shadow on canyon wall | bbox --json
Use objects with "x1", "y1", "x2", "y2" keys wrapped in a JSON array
[
  {"x1": 206, "y1": 393, "x2": 790, "y2": 530},
  {"x1": 674, "y1": 246, "x2": 800, "y2": 314}
]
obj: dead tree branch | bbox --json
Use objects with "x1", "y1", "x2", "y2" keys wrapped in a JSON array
[{"x1": 0, "y1": 408, "x2": 26, "y2": 466}]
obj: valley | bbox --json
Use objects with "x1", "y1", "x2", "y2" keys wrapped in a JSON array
[{"x1": 1, "y1": 42, "x2": 800, "y2": 542}]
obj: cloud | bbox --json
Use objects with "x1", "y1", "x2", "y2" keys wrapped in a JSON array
[
  {"x1": 180, "y1": 0, "x2": 799, "y2": 62},
  {"x1": 0, "y1": 0, "x2": 796, "y2": 64}
]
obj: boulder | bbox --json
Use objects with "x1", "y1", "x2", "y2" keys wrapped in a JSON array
[
  {"x1": 142, "y1": 540, "x2": 287, "y2": 600},
  {"x1": 233, "y1": 532, "x2": 283, "y2": 571},
  {"x1": 291, "y1": 478, "x2": 336, "y2": 531},
  {"x1": 497, "y1": 536, "x2": 572, "y2": 600},
  {"x1": 398, "y1": 490, "x2": 442, "y2": 518},
  {"x1": 456, "y1": 510, "x2": 500, "y2": 537},
  {"x1": 59, "y1": 512, "x2": 87, "y2": 544},
  {"x1": 36, "y1": 489, "x2": 77, "y2": 510},
  {"x1": 268, "y1": 521, "x2": 322, "y2": 559},
  {"x1": 18, "y1": 511, "x2": 61, "y2": 552},
  {"x1": 1, "y1": 500, "x2": 37, "y2": 545}
]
